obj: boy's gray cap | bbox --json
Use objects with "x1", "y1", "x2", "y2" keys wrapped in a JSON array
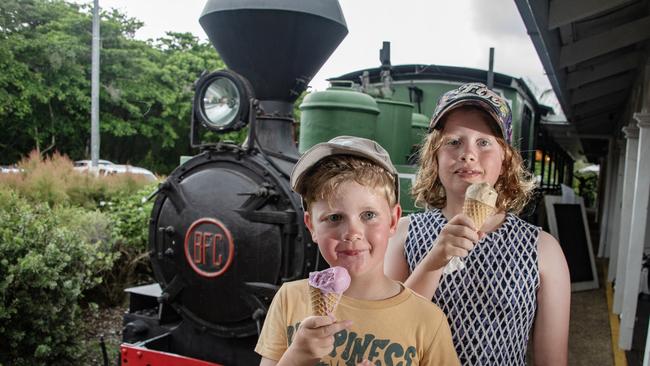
[{"x1": 290, "y1": 136, "x2": 400, "y2": 203}]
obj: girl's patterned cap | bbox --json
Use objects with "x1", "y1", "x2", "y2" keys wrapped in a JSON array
[{"x1": 429, "y1": 82, "x2": 512, "y2": 143}]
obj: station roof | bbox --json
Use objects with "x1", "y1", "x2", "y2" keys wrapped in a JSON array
[{"x1": 514, "y1": 0, "x2": 650, "y2": 162}]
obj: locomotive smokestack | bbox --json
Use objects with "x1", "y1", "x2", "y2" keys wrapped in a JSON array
[{"x1": 199, "y1": 0, "x2": 348, "y2": 103}]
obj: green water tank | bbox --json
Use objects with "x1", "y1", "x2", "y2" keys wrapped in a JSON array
[
  {"x1": 298, "y1": 82, "x2": 380, "y2": 152},
  {"x1": 411, "y1": 112, "x2": 430, "y2": 148},
  {"x1": 374, "y1": 99, "x2": 414, "y2": 165}
]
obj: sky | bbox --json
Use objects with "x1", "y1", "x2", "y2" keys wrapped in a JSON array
[{"x1": 73, "y1": 0, "x2": 554, "y2": 101}]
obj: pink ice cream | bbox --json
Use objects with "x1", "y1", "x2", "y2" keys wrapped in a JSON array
[{"x1": 308, "y1": 266, "x2": 351, "y2": 294}]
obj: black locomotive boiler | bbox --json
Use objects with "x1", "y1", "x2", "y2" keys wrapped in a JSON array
[{"x1": 120, "y1": 1, "x2": 348, "y2": 365}]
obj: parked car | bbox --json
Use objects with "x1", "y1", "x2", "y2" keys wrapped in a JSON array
[
  {"x1": 73, "y1": 160, "x2": 157, "y2": 182},
  {"x1": 73, "y1": 159, "x2": 114, "y2": 168},
  {"x1": 0, "y1": 165, "x2": 23, "y2": 174}
]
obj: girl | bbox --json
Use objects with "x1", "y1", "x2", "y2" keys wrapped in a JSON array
[{"x1": 385, "y1": 83, "x2": 570, "y2": 366}]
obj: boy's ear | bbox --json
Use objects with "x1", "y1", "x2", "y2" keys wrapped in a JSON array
[
  {"x1": 389, "y1": 204, "x2": 402, "y2": 235},
  {"x1": 303, "y1": 211, "x2": 316, "y2": 241}
]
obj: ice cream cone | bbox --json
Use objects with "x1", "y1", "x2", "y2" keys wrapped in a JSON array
[
  {"x1": 308, "y1": 266, "x2": 351, "y2": 317},
  {"x1": 463, "y1": 198, "x2": 496, "y2": 230},
  {"x1": 310, "y1": 286, "x2": 342, "y2": 316},
  {"x1": 443, "y1": 183, "x2": 498, "y2": 275},
  {"x1": 463, "y1": 182, "x2": 497, "y2": 229}
]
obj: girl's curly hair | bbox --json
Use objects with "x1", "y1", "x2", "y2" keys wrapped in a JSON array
[{"x1": 411, "y1": 106, "x2": 536, "y2": 214}]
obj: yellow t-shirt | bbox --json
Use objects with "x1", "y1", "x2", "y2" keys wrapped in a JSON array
[{"x1": 255, "y1": 279, "x2": 460, "y2": 366}]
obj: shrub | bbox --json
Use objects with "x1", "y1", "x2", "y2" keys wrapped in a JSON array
[
  {"x1": 92, "y1": 184, "x2": 157, "y2": 305},
  {"x1": 0, "y1": 189, "x2": 117, "y2": 366},
  {"x1": 0, "y1": 151, "x2": 159, "y2": 363}
]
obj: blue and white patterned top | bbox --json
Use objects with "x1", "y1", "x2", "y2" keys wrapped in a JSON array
[{"x1": 405, "y1": 209, "x2": 540, "y2": 366}]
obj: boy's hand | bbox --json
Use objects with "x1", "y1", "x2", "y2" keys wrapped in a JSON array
[
  {"x1": 283, "y1": 316, "x2": 352, "y2": 364},
  {"x1": 423, "y1": 214, "x2": 479, "y2": 271}
]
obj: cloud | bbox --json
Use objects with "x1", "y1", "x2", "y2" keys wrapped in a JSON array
[{"x1": 469, "y1": 0, "x2": 527, "y2": 39}]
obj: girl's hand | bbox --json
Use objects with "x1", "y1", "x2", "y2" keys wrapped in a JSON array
[
  {"x1": 422, "y1": 213, "x2": 479, "y2": 271},
  {"x1": 284, "y1": 315, "x2": 352, "y2": 363}
]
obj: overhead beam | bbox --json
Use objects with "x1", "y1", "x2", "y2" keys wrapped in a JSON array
[
  {"x1": 576, "y1": 122, "x2": 619, "y2": 136},
  {"x1": 576, "y1": 111, "x2": 625, "y2": 136},
  {"x1": 570, "y1": 74, "x2": 635, "y2": 104},
  {"x1": 573, "y1": 91, "x2": 628, "y2": 117},
  {"x1": 572, "y1": 112, "x2": 622, "y2": 128},
  {"x1": 574, "y1": 103, "x2": 623, "y2": 120},
  {"x1": 567, "y1": 52, "x2": 641, "y2": 89},
  {"x1": 576, "y1": 134, "x2": 612, "y2": 139},
  {"x1": 549, "y1": 0, "x2": 634, "y2": 29},
  {"x1": 559, "y1": 16, "x2": 650, "y2": 68},
  {"x1": 559, "y1": 24, "x2": 573, "y2": 45}
]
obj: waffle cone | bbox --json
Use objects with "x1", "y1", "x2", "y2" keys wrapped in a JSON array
[
  {"x1": 309, "y1": 286, "x2": 342, "y2": 317},
  {"x1": 463, "y1": 198, "x2": 495, "y2": 229}
]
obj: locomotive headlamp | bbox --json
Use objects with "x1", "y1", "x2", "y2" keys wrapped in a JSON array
[{"x1": 194, "y1": 70, "x2": 253, "y2": 132}]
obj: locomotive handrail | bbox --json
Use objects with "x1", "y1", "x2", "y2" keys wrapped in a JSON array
[
  {"x1": 245, "y1": 98, "x2": 259, "y2": 153},
  {"x1": 143, "y1": 184, "x2": 162, "y2": 203}
]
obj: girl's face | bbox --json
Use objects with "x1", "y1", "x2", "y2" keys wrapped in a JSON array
[{"x1": 435, "y1": 108, "x2": 505, "y2": 202}]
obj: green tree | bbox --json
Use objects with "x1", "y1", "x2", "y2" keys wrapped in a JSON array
[
  {"x1": 0, "y1": 0, "x2": 93, "y2": 162},
  {"x1": 101, "y1": 31, "x2": 224, "y2": 173},
  {"x1": 0, "y1": 0, "x2": 227, "y2": 174}
]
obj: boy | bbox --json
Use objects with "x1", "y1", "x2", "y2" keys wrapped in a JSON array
[{"x1": 255, "y1": 136, "x2": 460, "y2": 366}]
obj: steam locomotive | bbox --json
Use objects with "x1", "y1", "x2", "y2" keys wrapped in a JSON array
[{"x1": 119, "y1": 0, "x2": 567, "y2": 365}]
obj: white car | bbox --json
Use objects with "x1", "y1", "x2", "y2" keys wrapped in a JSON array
[
  {"x1": 0, "y1": 166, "x2": 22, "y2": 174},
  {"x1": 73, "y1": 159, "x2": 114, "y2": 168},
  {"x1": 74, "y1": 160, "x2": 157, "y2": 182}
]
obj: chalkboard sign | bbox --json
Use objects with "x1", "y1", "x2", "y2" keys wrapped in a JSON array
[{"x1": 544, "y1": 196, "x2": 599, "y2": 291}]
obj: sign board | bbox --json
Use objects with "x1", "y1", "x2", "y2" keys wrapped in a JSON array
[{"x1": 544, "y1": 195, "x2": 599, "y2": 291}]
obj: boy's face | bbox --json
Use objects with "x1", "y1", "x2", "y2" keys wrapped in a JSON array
[
  {"x1": 304, "y1": 180, "x2": 401, "y2": 280},
  {"x1": 436, "y1": 108, "x2": 505, "y2": 201}
]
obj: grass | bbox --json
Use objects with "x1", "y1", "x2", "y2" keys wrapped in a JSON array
[
  {"x1": 0, "y1": 150, "x2": 155, "y2": 208},
  {"x1": 78, "y1": 306, "x2": 125, "y2": 366}
]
